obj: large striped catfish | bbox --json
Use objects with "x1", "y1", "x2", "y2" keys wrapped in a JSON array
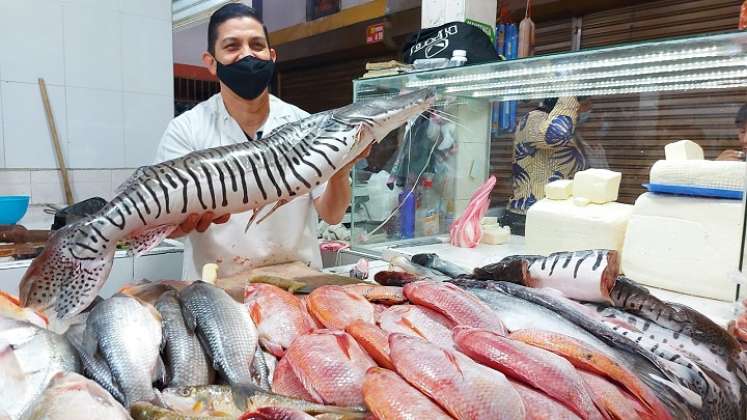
[{"x1": 20, "y1": 89, "x2": 435, "y2": 319}]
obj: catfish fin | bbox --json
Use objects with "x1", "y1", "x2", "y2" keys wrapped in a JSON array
[{"x1": 124, "y1": 224, "x2": 177, "y2": 256}]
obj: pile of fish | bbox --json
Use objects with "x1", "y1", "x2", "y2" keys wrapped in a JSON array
[{"x1": 1, "y1": 249, "x2": 746, "y2": 419}]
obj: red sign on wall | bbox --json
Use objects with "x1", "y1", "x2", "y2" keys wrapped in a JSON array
[{"x1": 367, "y1": 23, "x2": 384, "y2": 44}]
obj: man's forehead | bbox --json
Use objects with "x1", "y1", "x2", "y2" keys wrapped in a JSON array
[{"x1": 216, "y1": 16, "x2": 265, "y2": 40}]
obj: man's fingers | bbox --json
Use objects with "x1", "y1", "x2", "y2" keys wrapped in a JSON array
[
  {"x1": 196, "y1": 211, "x2": 215, "y2": 233},
  {"x1": 179, "y1": 213, "x2": 200, "y2": 232},
  {"x1": 214, "y1": 214, "x2": 231, "y2": 224}
]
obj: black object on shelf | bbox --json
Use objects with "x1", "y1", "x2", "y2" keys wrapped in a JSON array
[{"x1": 51, "y1": 197, "x2": 108, "y2": 231}]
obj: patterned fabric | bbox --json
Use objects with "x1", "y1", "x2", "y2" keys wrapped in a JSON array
[{"x1": 508, "y1": 97, "x2": 589, "y2": 215}]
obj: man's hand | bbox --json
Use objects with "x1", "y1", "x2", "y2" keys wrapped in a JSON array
[
  {"x1": 169, "y1": 212, "x2": 230, "y2": 238},
  {"x1": 716, "y1": 149, "x2": 746, "y2": 161},
  {"x1": 315, "y1": 145, "x2": 372, "y2": 225}
]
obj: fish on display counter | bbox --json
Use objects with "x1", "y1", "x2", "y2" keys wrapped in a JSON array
[
  {"x1": 155, "y1": 290, "x2": 214, "y2": 388},
  {"x1": 410, "y1": 253, "x2": 470, "y2": 278},
  {"x1": 178, "y1": 281, "x2": 259, "y2": 390},
  {"x1": 0, "y1": 317, "x2": 80, "y2": 419},
  {"x1": 362, "y1": 367, "x2": 452, "y2": 420},
  {"x1": 306, "y1": 285, "x2": 375, "y2": 330},
  {"x1": 472, "y1": 250, "x2": 620, "y2": 303},
  {"x1": 373, "y1": 270, "x2": 423, "y2": 287},
  {"x1": 18, "y1": 89, "x2": 435, "y2": 321},
  {"x1": 79, "y1": 294, "x2": 164, "y2": 408},
  {"x1": 22, "y1": 372, "x2": 130, "y2": 420}
]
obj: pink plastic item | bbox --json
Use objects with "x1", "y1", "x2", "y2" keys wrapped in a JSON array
[{"x1": 449, "y1": 176, "x2": 496, "y2": 248}]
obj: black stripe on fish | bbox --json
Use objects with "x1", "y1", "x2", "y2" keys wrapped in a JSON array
[
  {"x1": 69, "y1": 248, "x2": 96, "y2": 261},
  {"x1": 562, "y1": 253, "x2": 573, "y2": 268},
  {"x1": 244, "y1": 154, "x2": 264, "y2": 202},
  {"x1": 280, "y1": 146, "x2": 312, "y2": 189},
  {"x1": 164, "y1": 164, "x2": 190, "y2": 213},
  {"x1": 223, "y1": 161, "x2": 237, "y2": 193},
  {"x1": 200, "y1": 164, "x2": 217, "y2": 209},
  {"x1": 269, "y1": 145, "x2": 295, "y2": 197},
  {"x1": 162, "y1": 172, "x2": 177, "y2": 189},
  {"x1": 573, "y1": 252, "x2": 590, "y2": 279},
  {"x1": 232, "y1": 156, "x2": 251, "y2": 204},
  {"x1": 315, "y1": 141, "x2": 340, "y2": 153},
  {"x1": 592, "y1": 251, "x2": 604, "y2": 271},
  {"x1": 541, "y1": 257, "x2": 547, "y2": 271},
  {"x1": 105, "y1": 208, "x2": 126, "y2": 230},
  {"x1": 292, "y1": 145, "x2": 322, "y2": 177},
  {"x1": 549, "y1": 254, "x2": 560, "y2": 275},
  {"x1": 90, "y1": 225, "x2": 109, "y2": 242},
  {"x1": 212, "y1": 161, "x2": 228, "y2": 207},
  {"x1": 306, "y1": 144, "x2": 336, "y2": 170},
  {"x1": 145, "y1": 168, "x2": 167, "y2": 217},
  {"x1": 260, "y1": 151, "x2": 282, "y2": 198},
  {"x1": 135, "y1": 190, "x2": 151, "y2": 216},
  {"x1": 114, "y1": 196, "x2": 132, "y2": 216},
  {"x1": 74, "y1": 241, "x2": 99, "y2": 254},
  {"x1": 184, "y1": 163, "x2": 207, "y2": 210},
  {"x1": 124, "y1": 193, "x2": 147, "y2": 225},
  {"x1": 317, "y1": 136, "x2": 348, "y2": 146}
]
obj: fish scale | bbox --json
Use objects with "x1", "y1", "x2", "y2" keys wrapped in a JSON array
[
  {"x1": 178, "y1": 281, "x2": 258, "y2": 388},
  {"x1": 81, "y1": 294, "x2": 162, "y2": 408},
  {"x1": 155, "y1": 289, "x2": 214, "y2": 388},
  {"x1": 18, "y1": 89, "x2": 435, "y2": 320}
]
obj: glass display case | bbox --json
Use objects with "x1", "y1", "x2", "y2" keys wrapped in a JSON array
[{"x1": 350, "y1": 30, "x2": 747, "y2": 303}]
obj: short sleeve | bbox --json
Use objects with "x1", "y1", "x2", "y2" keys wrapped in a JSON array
[{"x1": 154, "y1": 116, "x2": 194, "y2": 164}]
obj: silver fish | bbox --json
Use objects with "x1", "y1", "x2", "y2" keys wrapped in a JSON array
[
  {"x1": 18, "y1": 89, "x2": 435, "y2": 320},
  {"x1": 388, "y1": 256, "x2": 450, "y2": 281},
  {"x1": 410, "y1": 253, "x2": 470, "y2": 278},
  {"x1": 250, "y1": 345, "x2": 271, "y2": 390},
  {"x1": 0, "y1": 317, "x2": 80, "y2": 420},
  {"x1": 22, "y1": 372, "x2": 130, "y2": 420},
  {"x1": 81, "y1": 294, "x2": 163, "y2": 407},
  {"x1": 64, "y1": 320, "x2": 126, "y2": 403},
  {"x1": 156, "y1": 289, "x2": 214, "y2": 388},
  {"x1": 178, "y1": 281, "x2": 258, "y2": 387}
]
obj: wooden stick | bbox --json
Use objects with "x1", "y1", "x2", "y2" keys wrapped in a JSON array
[{"x1": 38, "y1": 78, "x2": 74, "y2": 205}]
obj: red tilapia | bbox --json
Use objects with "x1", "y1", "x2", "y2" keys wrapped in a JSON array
[
  {"x1": 272, "y1": 357, "x2": 315, "y2": 402},
  {"x1": 510, "y1": 329, "x2": 671, "y2": 420},
  {"x1": 579, "y1": 370, "x2": 650, "y2": 420},
  {"x1": 453, "y1": 326, "x2": 601, "y2": 419},
  {"x1": 307, "y1": 286, "x2": 375, "y2": 329},
  {"x1": 282, "y1": 330, "x2": 376, "y2": 406},
  {"x1": 342, "y1": 284, "x2": 407, "y2": 305},
  {"x1": 512, "y1": 380, "x2": 582, "y2": 420},
  {"x1": 244, "y1": 284, "x2": 314, "y2": 357},
  {"x1": 402, "y1": 281, "x2": 505, "y2": 333},
  {"x1": 379, "y1": 305, "x2": 456, "y2": 350},
  {"x1": 389, "y1": 333, "x2": 525, "y2": 420},
  {"x1": 345, "y1": 320, "x2": 394, "y2": 370},
  {"x1": 362, "y1": 367, "x2": 452, "y2": 420}
]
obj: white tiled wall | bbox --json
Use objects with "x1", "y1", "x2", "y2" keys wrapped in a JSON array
[{"x1": 0, "y1": 0, "x2": 173, "y2": 171}]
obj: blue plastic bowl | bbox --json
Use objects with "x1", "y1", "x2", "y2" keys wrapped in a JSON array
[{"x1": 0, "y1": 196, "x2": 30, "y2": 225}]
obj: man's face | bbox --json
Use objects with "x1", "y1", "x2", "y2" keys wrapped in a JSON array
[
  {"x1": 738, "y1": 123, "x2": 747, "y2": 151},
  {"x1": 204, "y1": 16, "x2": 275, "y2": 76}
]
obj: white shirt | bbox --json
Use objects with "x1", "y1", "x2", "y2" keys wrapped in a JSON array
[{"x1": 155, "y1": 93, "x2": 325, "y2": 280}]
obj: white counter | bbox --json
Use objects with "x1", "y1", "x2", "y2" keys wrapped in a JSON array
[
  {"x1": 0, "y1": 239, "x2": 184, "y2": 298},
  {"x1": 326, "y1": 235, "x2": 739, "y2": 328}
]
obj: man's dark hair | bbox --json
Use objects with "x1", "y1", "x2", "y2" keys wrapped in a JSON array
[
  {"x1": 736, "y1": 103, "x2": 747, "y2": 127},
  {"x1": 207, "y1": 3, "x2": 270, "y2": 55}
]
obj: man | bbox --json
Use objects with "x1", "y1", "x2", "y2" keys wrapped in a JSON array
[
  {"x1": 502, "y1": 96, "x2": 593, "y2": 235},
  {"x1": 716, "y1": 103, "x2": 747, "y2": 161},
  {"x1": 156, "y1": 4, "x2": 361, "y2": 279}
]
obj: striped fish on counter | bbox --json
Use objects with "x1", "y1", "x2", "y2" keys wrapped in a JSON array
[
  {"x1": 472, "y1": 250, "x2": 619, "y2": 303},
  {"x1": 18, "y1": 89, "x2": 435, "y2": 319}
]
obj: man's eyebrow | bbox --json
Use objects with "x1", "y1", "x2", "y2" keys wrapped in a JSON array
[{"x1": 220, "y1": 37, "x2": 239, "y2": 45}]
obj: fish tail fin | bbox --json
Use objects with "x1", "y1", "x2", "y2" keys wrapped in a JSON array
[
  {"x1": 231, "y1": 383, "x2": 265, "y2": 412},
  {"x1": 19, "y1": 216, "x2": 118, "y2": 320}
]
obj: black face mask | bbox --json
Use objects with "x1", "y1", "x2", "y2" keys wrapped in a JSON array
[{"x1": 215, "y1": 54, "x2": 275, "y2": 100}]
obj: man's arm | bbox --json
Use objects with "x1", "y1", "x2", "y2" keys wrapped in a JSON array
[{"x1": 313, "y1": 146, "x2": 371, "y2": 225}]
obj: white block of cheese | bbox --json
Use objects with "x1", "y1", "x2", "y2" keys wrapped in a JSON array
[
  {"x1": 621, "y1": 192, "x2": 742, "y2": 301},
  {"x1": 481, "y1": 225, "x2": 510, "y2": 245},
  {"x1": 544, "y1": 180, "x2": 573, "y2": 200},
  {"x1": 650, "y1": 160, "x2": 745, "y2": 191},
  {"x1": 572, "y1": 169, "x2": 622, "y2": 204},
  {"x1": 664, "y1": 140, "x2": 704, "y2": 161},
  {"x1": 526, "y1": 198, "x2": 633, "y2": 256}
]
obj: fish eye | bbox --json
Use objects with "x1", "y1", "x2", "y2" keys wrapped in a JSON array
[{"x1": 179, "y1": 388, "x2": 191, "y2": 397}]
